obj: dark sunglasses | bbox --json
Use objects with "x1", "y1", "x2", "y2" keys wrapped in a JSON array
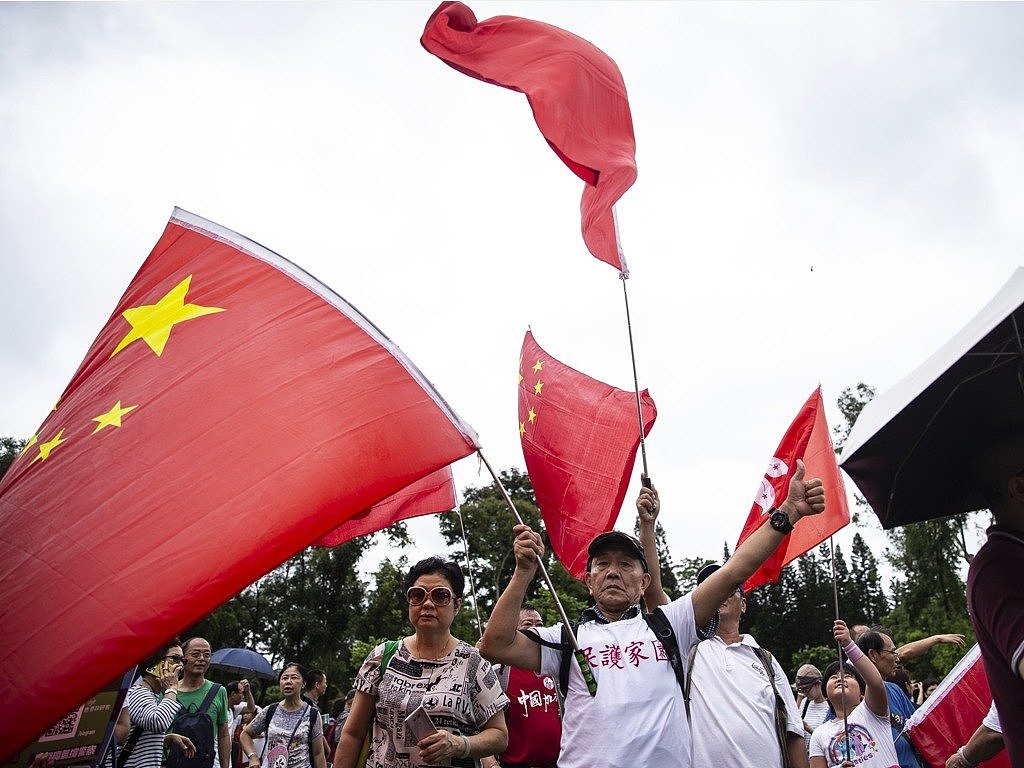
[
  {"x1": 406, "y1": 586, "x2": 454, "y2": 607},
  {"x1": 164, "y1": 654, "x2": 185, "y2": 664}
]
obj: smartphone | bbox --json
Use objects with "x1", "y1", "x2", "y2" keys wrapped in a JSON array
[{"x1": 403, "y1": 705, "x2": 437, "y2": 743}]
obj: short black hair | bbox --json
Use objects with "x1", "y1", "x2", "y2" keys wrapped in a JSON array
[
  {"x1": 226, "y1": 681, "x2": 242, "y2": 696},
  {"x1": 520, "y1": 603, "x2": 540, "y2": 614},
  {"x1": 141, "y1": 638, "x2": 183, "y2": 672},
  {"x1": 822, "y1": 660, "x2": 865, "y2": 693},
  {"x1": 855, "y1": 630, "x2": 886, "y2": 656},
  {"x1": 403, "y1": 556, "x2": 465, "y2": 598},
  {"x1": 280, "y1": 661, "x2": 308, "y2": 685},
  {"x1": 330, "y1": 698, "x2": 346, "y2": 718},
  {"x1": 305, "y1": 669, "x2": 326, "y2": 691}
]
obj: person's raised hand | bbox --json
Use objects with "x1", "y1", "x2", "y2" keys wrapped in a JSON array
[
  {"x1": 636, "y1": 476, "x2": 659, "y2": 526},
  {"x1": 834, "y1": 619, "x2": 852, "y2": 648},
  {"x1": 512, "y1": 523, "x2": 543, "y2": 574},
  {"x1": 781, "y1": 460, "x2": 825, "y2": 519}
]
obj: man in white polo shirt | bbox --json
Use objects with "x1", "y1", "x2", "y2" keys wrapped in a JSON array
[{"x1": 685, "y1": 563, "x2": 807, "y2": 768}]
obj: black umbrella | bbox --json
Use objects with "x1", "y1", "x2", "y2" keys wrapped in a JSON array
[
  {"x1": 209, "y1": 648, "x2": 276, "y2": 681},
  {"x1": 840, "y1": 269, "x2": 1024, "y2": 528}
]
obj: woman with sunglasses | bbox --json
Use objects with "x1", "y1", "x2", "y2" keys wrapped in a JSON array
[
  {"x1": 334, "y1": 557, "x2": 508, "y2": 768},
  {"x1": 109, "y1": 639, "x2": 196, "y2": 768},
  {"x1": 794, "y1": 664, "x2": 829, "y2": 755}
]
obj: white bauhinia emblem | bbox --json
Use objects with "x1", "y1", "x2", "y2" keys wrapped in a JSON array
[
  {"x1": 755, "y1": 478, "x2": 776, "y2": 513},
  {"x1": 765, "y1": 457, "x2": 788, "y2": 478}
]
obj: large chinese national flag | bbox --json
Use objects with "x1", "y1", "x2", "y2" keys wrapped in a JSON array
[
  {"x1": 421, "y1": 2, "x2": 637, "y2": 275},
  {"x1": 736, "y1": 387, "x2": 850, "y2": 592},
  {"x1": 905, "y1": 645, "x2": 1010, "y2": 768},
  {"x1": 518, "y1": 331, "x2": 656, "y2": 578},
  {"x1": 0, "y1": 209, "x2": 479, "y2": 757},
  {"x1": 314, "y1": 465, "x2": 457, "y2": 547}
]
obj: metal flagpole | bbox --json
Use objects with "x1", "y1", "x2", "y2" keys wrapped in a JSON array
[
  {"x1": 828, "y1": 535, "x2": 852, "y2": 761},
  {"x1": 477, "y1": 450, "x2": 599, "y2": 695},
  {"x1": 454, "y1": 503, "x2": 484, "y2": 639},
  {"x1": 620, "y1": 275, "x2": 650, "y2": 480}
]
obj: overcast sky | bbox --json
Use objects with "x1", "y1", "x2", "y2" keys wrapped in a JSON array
[{"x1": 2, "y1": 1, "x2": 1022, "y2": 586}]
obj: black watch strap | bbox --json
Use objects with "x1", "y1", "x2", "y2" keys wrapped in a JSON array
[{"x1": 768, "y1": 507, "x2": 794, "y2": 534}]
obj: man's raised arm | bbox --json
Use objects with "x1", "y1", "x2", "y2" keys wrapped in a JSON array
[
  {"x1": 637, "y1": 477, "x2": 670, "y2": 609},
  {"x1": 691, "y1": 459, "x2": 825, "y2": 628},
  {"x1": 478, "y1": 524, "x2": 544, "y2": 673}
]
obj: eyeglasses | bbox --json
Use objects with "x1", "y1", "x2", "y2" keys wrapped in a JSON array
[
  {"x1": 186, "y1": 651, "x2": 212, "y2": 659},
  {"x1": 878, "y1": 648, "x2": 900, "y2": 658},
  {"x1": 406, "y1": 586, "x2": 454, "y2": 607},
  {"x1": 164, "y1": 655, "x2": 185, "y2": 664}
]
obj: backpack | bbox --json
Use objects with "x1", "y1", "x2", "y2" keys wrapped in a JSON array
[
  {"x1": 168, "y1": 683, "x2": 222, "y2": 768},
  {"x1": 355, "y1": 640, "x2": 400, "y2": 768}
]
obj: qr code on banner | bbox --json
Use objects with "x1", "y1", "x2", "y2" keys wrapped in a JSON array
[{"x1": 39, "y1": 706, "x2": 83, "y2": 742}]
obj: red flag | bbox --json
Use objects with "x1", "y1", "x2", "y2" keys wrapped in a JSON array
[
  {"x1": 905, "y1": 645, "x2": 1010, "y2": 768},
  {"x1": 736, "y1": 387, "x2": 850, "y2": 592},
  {"x1": 421, "y1": 2, "x2": 637, "y2": 275},
  {"x1": 314, "y1": 465, "x2": 457, "y2": 547},
  {"x1": 0, "y1": 208, "x2": 479, "y2": 757},
  {"x1": 518, "y1": 331, "x2": 656, "y2": 578}
]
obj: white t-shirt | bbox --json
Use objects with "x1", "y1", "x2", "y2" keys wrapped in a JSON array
[
  {"x1": 535, "y1": 595, "x2": 699, "y2": 768},
  {"x1": 809, "y1": 701, "x2": 899, "y2": 768},
  {"x1": 688, "y1": 634, "x2": 804, "y2": 768},
  {"x1": 801, "y1": 699, "x2": 831, "y2": 753},
  {"x1": 982, "y1": 701, "x2": 1002, "y2": 733}
]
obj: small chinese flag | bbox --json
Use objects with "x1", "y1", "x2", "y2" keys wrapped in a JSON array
[
  {"x1": 314, "y1": 465, "x2": 457, "y2": 547},
  {"x1": 422, "y1": 1, "x2": 637, "y2": 275},
  {"x1": 0, "y1": 209, "x2": 479, "y2": 758},
  {"x1": 518, "y1": 331, "x2": 656, "y2": 578},
  {"x1": 736, "y1": 387, "x2": 850, "y2": 592},
  {"x1": 905, "y1": 645, "x2": 1010, "y2": 768}
]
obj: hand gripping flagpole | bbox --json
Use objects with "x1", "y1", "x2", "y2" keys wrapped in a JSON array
[
  {"x1": 478, "y1": 450, "x2": 599, "y2": 696},
  {"x1": 828, "y1": 535, "x2": 852, "y2": 761}
]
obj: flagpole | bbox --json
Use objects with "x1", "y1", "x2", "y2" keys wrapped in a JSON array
[
  {"x1": 828, "y1": 535, "x2": 852, "y2": 760},
  {"x1": 454, "y1": 503, "x2": 484, "y2": 639},
  {"x1": 620, "y1": 275, "x2": 649, "y2": 479}
]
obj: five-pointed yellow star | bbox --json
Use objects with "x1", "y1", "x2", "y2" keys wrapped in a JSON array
[
  {"x1": 533, "y1": 359, "x2": 544, "y2": 373},
  {"x1": 534, "y1": 380, "x2": 544, "y2": 396},
  {"x1": 20, "y1": 434, "x2": 38, "y2": 455},
  {"x1": 518, "y1": 371, "x2": 524, "y2": 383},
  {"x1": 519, "y1": 421, "x2": 526, "y2": 436},
  {"x1": 528, "y1": 407, "x2": 537, "y2": 423},
  {"x1": 32, "y1": 429, "x2": 66, "y2": 463},
  {"x1": 92, "y1": 401, "x2": 139, "y2": 434},
  {"x1": 110, "y1": 275, "x2": 224, "y2": 358}
]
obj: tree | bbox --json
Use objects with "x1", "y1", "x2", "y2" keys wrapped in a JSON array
[{"x1": 0, "y1": 437, "x2": 27, "y2": 479}]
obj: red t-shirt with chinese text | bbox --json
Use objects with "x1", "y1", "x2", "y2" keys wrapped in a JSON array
[{"x1": 500, "y1": 666, "x2": 561, "y2": 768}]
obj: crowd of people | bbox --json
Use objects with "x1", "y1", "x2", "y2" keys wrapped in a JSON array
[{"x1": 101, "y1": 439, "x2": 1022, "y2": 768}]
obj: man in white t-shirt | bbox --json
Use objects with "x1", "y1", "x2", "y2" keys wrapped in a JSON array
[
  {"x1": 684, "y1": 564, "x2": 808, "y2": 768},
  {"x1": 479, "y1": 463, "x2": 826, "y2": 768}
]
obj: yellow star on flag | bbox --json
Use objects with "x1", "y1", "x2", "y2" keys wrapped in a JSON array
[
  {"x1": 518, "y1": 371, "x2": 524, "y2": 383},
  {"x1": 20, "y1": 434, "x2": 38, "y2": 455},
  {"x1": 91, "y1": 401, "x2": 139, "y2": 434},
  {"x1": 32, "y1": 429, "x2": 66, "y2": 463},
  {"x1": 528, "y1": 407, "x2": 537, "y2": 423},
  {"x1": 534, "y1": 380, "x2": 544, "y2": 396},
  {"x1": 519, "y1": 421, "x2": 526, "y2": 436},
  {"x1": 110, "y1": 275, "x2": 224, "y2": 358},
  {"x1": 532, "y1": 359, "x2": 544, "y2": 373}
]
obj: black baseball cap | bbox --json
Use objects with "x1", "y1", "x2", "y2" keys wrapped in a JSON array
[
  {"x1": 586, "y1": 531, "x2": 649, "y2": 573},
  {"x1": 695, "y1": 562, "x2": 744, "y2": 596}
]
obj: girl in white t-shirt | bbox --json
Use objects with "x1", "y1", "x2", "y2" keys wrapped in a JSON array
[{"x1": 809, "y1": 620, "x2": 899, "y2": 768}]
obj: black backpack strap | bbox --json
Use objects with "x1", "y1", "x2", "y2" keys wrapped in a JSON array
[
  {"x1": 307, "y1": 706, "x2": 319, "y2": 763},
  {"x1": 116, "y1": 726, "x2": 144, "y2": 768},
  {"x1": 752, "y1": 646, "x2": 793, "y2": 768},
  {"x1": 259, "y1": 703, "x2": 278, "y2": 760},
  {"x1": 643, "y1": 608, "x2": 687, "y2": 697},
  {"x1": 558, "y1": 622, "x2": 577, "y2": 699},
  {"x1": 197, "y1": 683, "x2": 221, "y2": 715}
]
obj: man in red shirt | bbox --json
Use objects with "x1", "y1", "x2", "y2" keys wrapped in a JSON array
[
  {"x1": 482, "y1": 605, "x2": 560, "y2": 768},
  {"x1": 967, "y1": 429, "x2": 1024, "y2": 766}
]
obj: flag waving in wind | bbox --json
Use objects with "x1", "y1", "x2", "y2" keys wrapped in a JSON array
[
  {"x1": 0, "y1": 209, "x2": 479, "y2": 758},
  {"x1": 518, "y1": 331, "x2": 656, "y2": 578},
  {"x1": 736, "y1": 387, "x2": 850, "y2": 592},
  {"x1": 421, "y1": 1, "x2": 637, "y2": 275}
]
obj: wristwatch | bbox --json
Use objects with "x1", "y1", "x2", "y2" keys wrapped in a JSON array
[{"x1": 768, "y1": 507, "x2": 794, "y2": 534}]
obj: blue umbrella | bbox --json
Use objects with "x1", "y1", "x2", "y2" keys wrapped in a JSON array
[{"x1": 209, "y1": 648, "x2": 276, "y2": 681}]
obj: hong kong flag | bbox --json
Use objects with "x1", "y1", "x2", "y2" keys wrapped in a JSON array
[
  {"x1": 518, "y1": 331, "x2": 656, "y2": 578},
  {"x1": 0, "y1": 208, "x2": 479, "y2": 758},
  {"x1": 905, "y1": 645, "x2": 1010, "y2": 768},
  {"x1": 422, "y1": 2, "x2": 637, "y2": 275},
  {"x1": 736, "y1": 387, "x2": 850, "y2": 592}
]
